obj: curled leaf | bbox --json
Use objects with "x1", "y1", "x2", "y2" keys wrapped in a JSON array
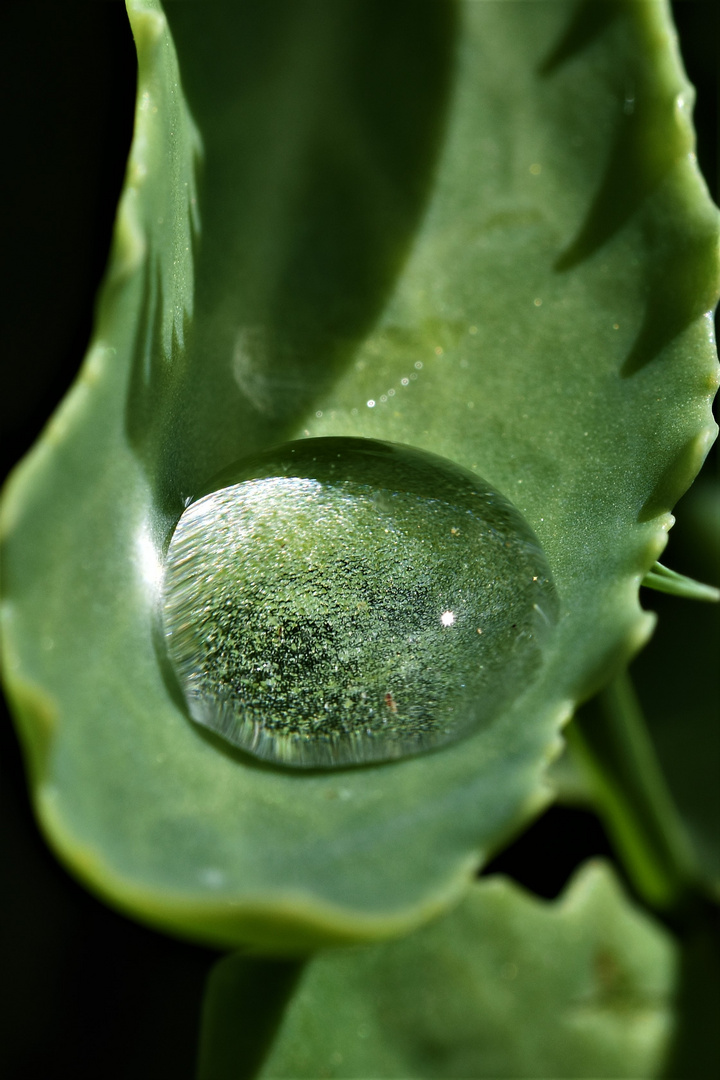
[{"x1": 0, "y1": 0, "x2": 717, "y2": 949}]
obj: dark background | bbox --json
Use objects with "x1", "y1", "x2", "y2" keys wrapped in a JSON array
[{"x1": 1, "y1": 3, "x2": 717, "y2": 1077}]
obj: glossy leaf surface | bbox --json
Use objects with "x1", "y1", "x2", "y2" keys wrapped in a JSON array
[{"x1": 0, "y1": 0, "x2": 717, "y2": 948}]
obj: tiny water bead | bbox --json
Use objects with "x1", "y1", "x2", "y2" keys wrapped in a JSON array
[{"x1": 160, "y1": 438, "x2": 559, "y2": 768}]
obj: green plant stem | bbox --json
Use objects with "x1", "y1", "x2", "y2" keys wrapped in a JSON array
[
  {"x1": 566, "y1": 669, "x2": 696, "y2": 911},
  {"x1": 642, "y1": 561, "x2": 720, "y2": 602},
  {"x1": 196, "y1": 954, "x2": 303, "y2": 1080}
]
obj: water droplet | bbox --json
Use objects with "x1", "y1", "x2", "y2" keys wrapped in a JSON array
[{"x1": 161, "y1": 438, "x2": 559, "y2": 768}]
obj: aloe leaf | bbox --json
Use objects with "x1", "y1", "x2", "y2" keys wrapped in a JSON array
[
  {"x1": 200, "y1": 862, "x2": 677, "y2": 1080},
  {"x1": 0, "y1": 0, "x2": 717, "y2": 950}
]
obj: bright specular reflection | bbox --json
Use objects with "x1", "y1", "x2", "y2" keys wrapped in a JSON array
[{"x1": 136, "y1": 525, "x2": 163, "y2": 595}]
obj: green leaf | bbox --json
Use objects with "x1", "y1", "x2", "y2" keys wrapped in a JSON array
[
  {"x1": 0, "y1": 0, "x2": 717, "y2": 949},
  {"x1": 199, "y1": 862, "x2": 677, "y2": 1080}
]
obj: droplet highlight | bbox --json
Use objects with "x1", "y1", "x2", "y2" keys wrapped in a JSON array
[{"x1": 161, "y1": 438, "x2": 559, "y2": 768}]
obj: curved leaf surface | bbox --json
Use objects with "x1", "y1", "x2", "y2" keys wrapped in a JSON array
[{"x1": 0, "y1": 0, "x2": 718, "y2": 949}]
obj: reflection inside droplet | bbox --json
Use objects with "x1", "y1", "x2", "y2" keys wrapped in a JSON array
[{"x1": 161, "y1": 438, "x2": 559, "y2": 768}]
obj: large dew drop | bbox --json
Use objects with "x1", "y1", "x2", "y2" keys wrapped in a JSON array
[{"x1": 161, "y1": 438, "x2": 558, "y2": 767}]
